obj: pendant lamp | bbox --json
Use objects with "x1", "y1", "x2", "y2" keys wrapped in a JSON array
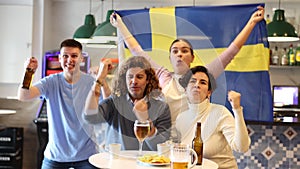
[
  {"x1": 91, "y1": 10, "x2": 117, "y2": 43},
  {"x1": 86, "y1": 41, "x2": 117, "y2": 48},
  {"x1": 73, "y1": 0, "x2": 97, "y2": 43},
  {"x1": 267, "y1": 0, "x2": 299, "y2": 42}
]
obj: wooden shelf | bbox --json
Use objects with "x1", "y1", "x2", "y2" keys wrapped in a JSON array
[{"x1": 269, "y1": 65, "x2": 300, "y2": 69}]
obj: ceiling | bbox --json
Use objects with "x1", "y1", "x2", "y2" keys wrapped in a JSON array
[
  {"x1": 1, "y1": 0, "x2": 300, "y2": 6},
  {"x1": 0, "y1": 0, "x2": 32, "y2": 5}
]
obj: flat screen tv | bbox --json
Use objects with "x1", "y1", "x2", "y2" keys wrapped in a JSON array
[{"x1": 273, "y1": 85, "x2": 299, "y2": 108}]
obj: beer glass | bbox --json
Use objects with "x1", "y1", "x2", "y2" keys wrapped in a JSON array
[
  {"x1": 170, "y1": 144, "x2": 198, "y2": 169},
  {"x1": 134, "y1": 120, "x2": 150, "y2": 156}
]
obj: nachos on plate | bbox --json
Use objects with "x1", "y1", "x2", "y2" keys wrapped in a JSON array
[{"x1": 137, "y1": 154, "x2": 170, "y2": 164}]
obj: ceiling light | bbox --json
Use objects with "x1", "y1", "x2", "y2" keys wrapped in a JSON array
[
  {"x1": 91, "y1": 10, "x2": 117, "y2": 43},
  {"x1": 73, "y1": 0, "x2": 97, "y2": 43},
  {"x1": 267, "y1": 0, "x2": 299, "y2": 42}
]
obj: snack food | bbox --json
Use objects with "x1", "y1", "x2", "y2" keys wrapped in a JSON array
[{"x1": 137, "y1": 154, "x2": 170, "y2": 164}]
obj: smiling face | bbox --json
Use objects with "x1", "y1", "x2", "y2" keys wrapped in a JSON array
[
  {"x1": 126, "y1": 67, "x2": 148, "y2": 101},
  {"x1": 169, "y1": 40, "x2": 194, "y2": 75},
  {"x1": 59, "y1": 46, "x2": 82, "y2": 75},
  {"x1": 186, "y1": 72, "x2": 211, "y2": 104}
]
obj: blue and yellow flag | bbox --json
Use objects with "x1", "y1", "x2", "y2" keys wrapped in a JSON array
[{"x1": 117, "y1": 3, "x2": 273, "y2": 122}]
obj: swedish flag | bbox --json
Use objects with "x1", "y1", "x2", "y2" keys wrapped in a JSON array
[{"x1": 117, "y1": 3, "x2": 273, "y2": 122}]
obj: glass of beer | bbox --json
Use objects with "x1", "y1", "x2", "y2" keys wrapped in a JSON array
[
  {"x1": 170, "y1": 144, "x2": 198, "y2": 169},
  {"x1": 134, "y1": 120, "x2": 150, "y2": 156}
]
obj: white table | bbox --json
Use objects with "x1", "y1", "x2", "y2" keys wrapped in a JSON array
[{"x1": 89, "y1": 151, "x2": 218, "y2": 169}]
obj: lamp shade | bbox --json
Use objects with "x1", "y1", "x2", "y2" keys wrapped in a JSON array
[
  {"x1": 267, "y1": 9, "x2": 299, "y2": 42},
  {"x1": 92, "y1": 10, "x2": 117, "y2": 42},
  {"x1": 73, "y1": 14, "x2": 97, "y2": 43},
  {"x1": 86, "y1": 41, "x2": 117, "y2": 48}
]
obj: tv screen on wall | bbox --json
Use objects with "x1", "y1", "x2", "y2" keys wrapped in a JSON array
[{"x1": 273, "y1": 85, "x2": 299, "y2": 108}]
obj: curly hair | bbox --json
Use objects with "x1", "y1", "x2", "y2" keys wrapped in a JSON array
[{"x1": 111, "y1": 56, "x2": 162, "y2": 98}]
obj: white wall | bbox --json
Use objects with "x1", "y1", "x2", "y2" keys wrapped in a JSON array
[
  {"x1": 0, "y1": 4, "x2": 32, "y2": 98},
  {"x1": 0, "y1": 5, "x2": 32, "y2": 83}
]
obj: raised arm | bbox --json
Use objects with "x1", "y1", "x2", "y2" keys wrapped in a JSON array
[
  {"x1": 110, "y1": 13, "x2": 140, "y2": 53},
  {"x1": 232, "y1": 6, "x2": 265, "y2": 49},
  {"x1": 17, "y1": 57, "x2": 41, "y2": 101},
  {"x1": 85, "y1": 59, "x2": 112, "y2": 115},
  {"x1": 84, "y1": 82, "x2": 100, "y2": 116},
  {"x1": 206, "y1": 6, "x2": 265, "y2": 78},
  {"x1": 110, "y1": 13, "x2": 172, "y2": 88},
  {"x1": 95, "y1": 59, "x2": 113, "y2": 99},
  {"x1": 227, "y1": 90, "x2": 250, "y2": 152}
]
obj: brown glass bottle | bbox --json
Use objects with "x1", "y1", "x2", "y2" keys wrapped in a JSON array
[
  {"x1": 22, "y1": 68, "x2": 34, "y2": 89},
  {"x1": 192, "y1": 122, "x2": 203, "y2": 165}
]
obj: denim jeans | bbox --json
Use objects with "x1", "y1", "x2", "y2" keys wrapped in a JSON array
[{"x1": 41, "y1": 158, "x2": 98, "y2": 169}]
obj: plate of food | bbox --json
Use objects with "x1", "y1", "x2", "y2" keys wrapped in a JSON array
[{"x1": 137, "y1": 154, "x2": 170, "y2": 166}]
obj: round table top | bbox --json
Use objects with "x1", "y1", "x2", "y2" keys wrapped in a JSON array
[{"x1": 89, "y1": 151, "x2": 218, "y2": 169}]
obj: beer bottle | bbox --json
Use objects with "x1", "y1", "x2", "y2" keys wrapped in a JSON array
[
  {"x1": 22, "y1": 68, "x2": 35, "y2": 89},
  {"x1": 192, "y1": 122, "x2": 203, "y2": 165},
  {"x1": 266, "y1": 14, "x2": 271, "y2": 24},
  {"x1": 295, "y1": 43, "x2": 300, "y2": 66},
  {"x1": 288, "y1": 44, "x2": 295, "y2": 66}
]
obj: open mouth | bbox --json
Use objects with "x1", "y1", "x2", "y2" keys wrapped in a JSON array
[{"x1": 65, "y1": 63, "x2": 75, "y2": 69}]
